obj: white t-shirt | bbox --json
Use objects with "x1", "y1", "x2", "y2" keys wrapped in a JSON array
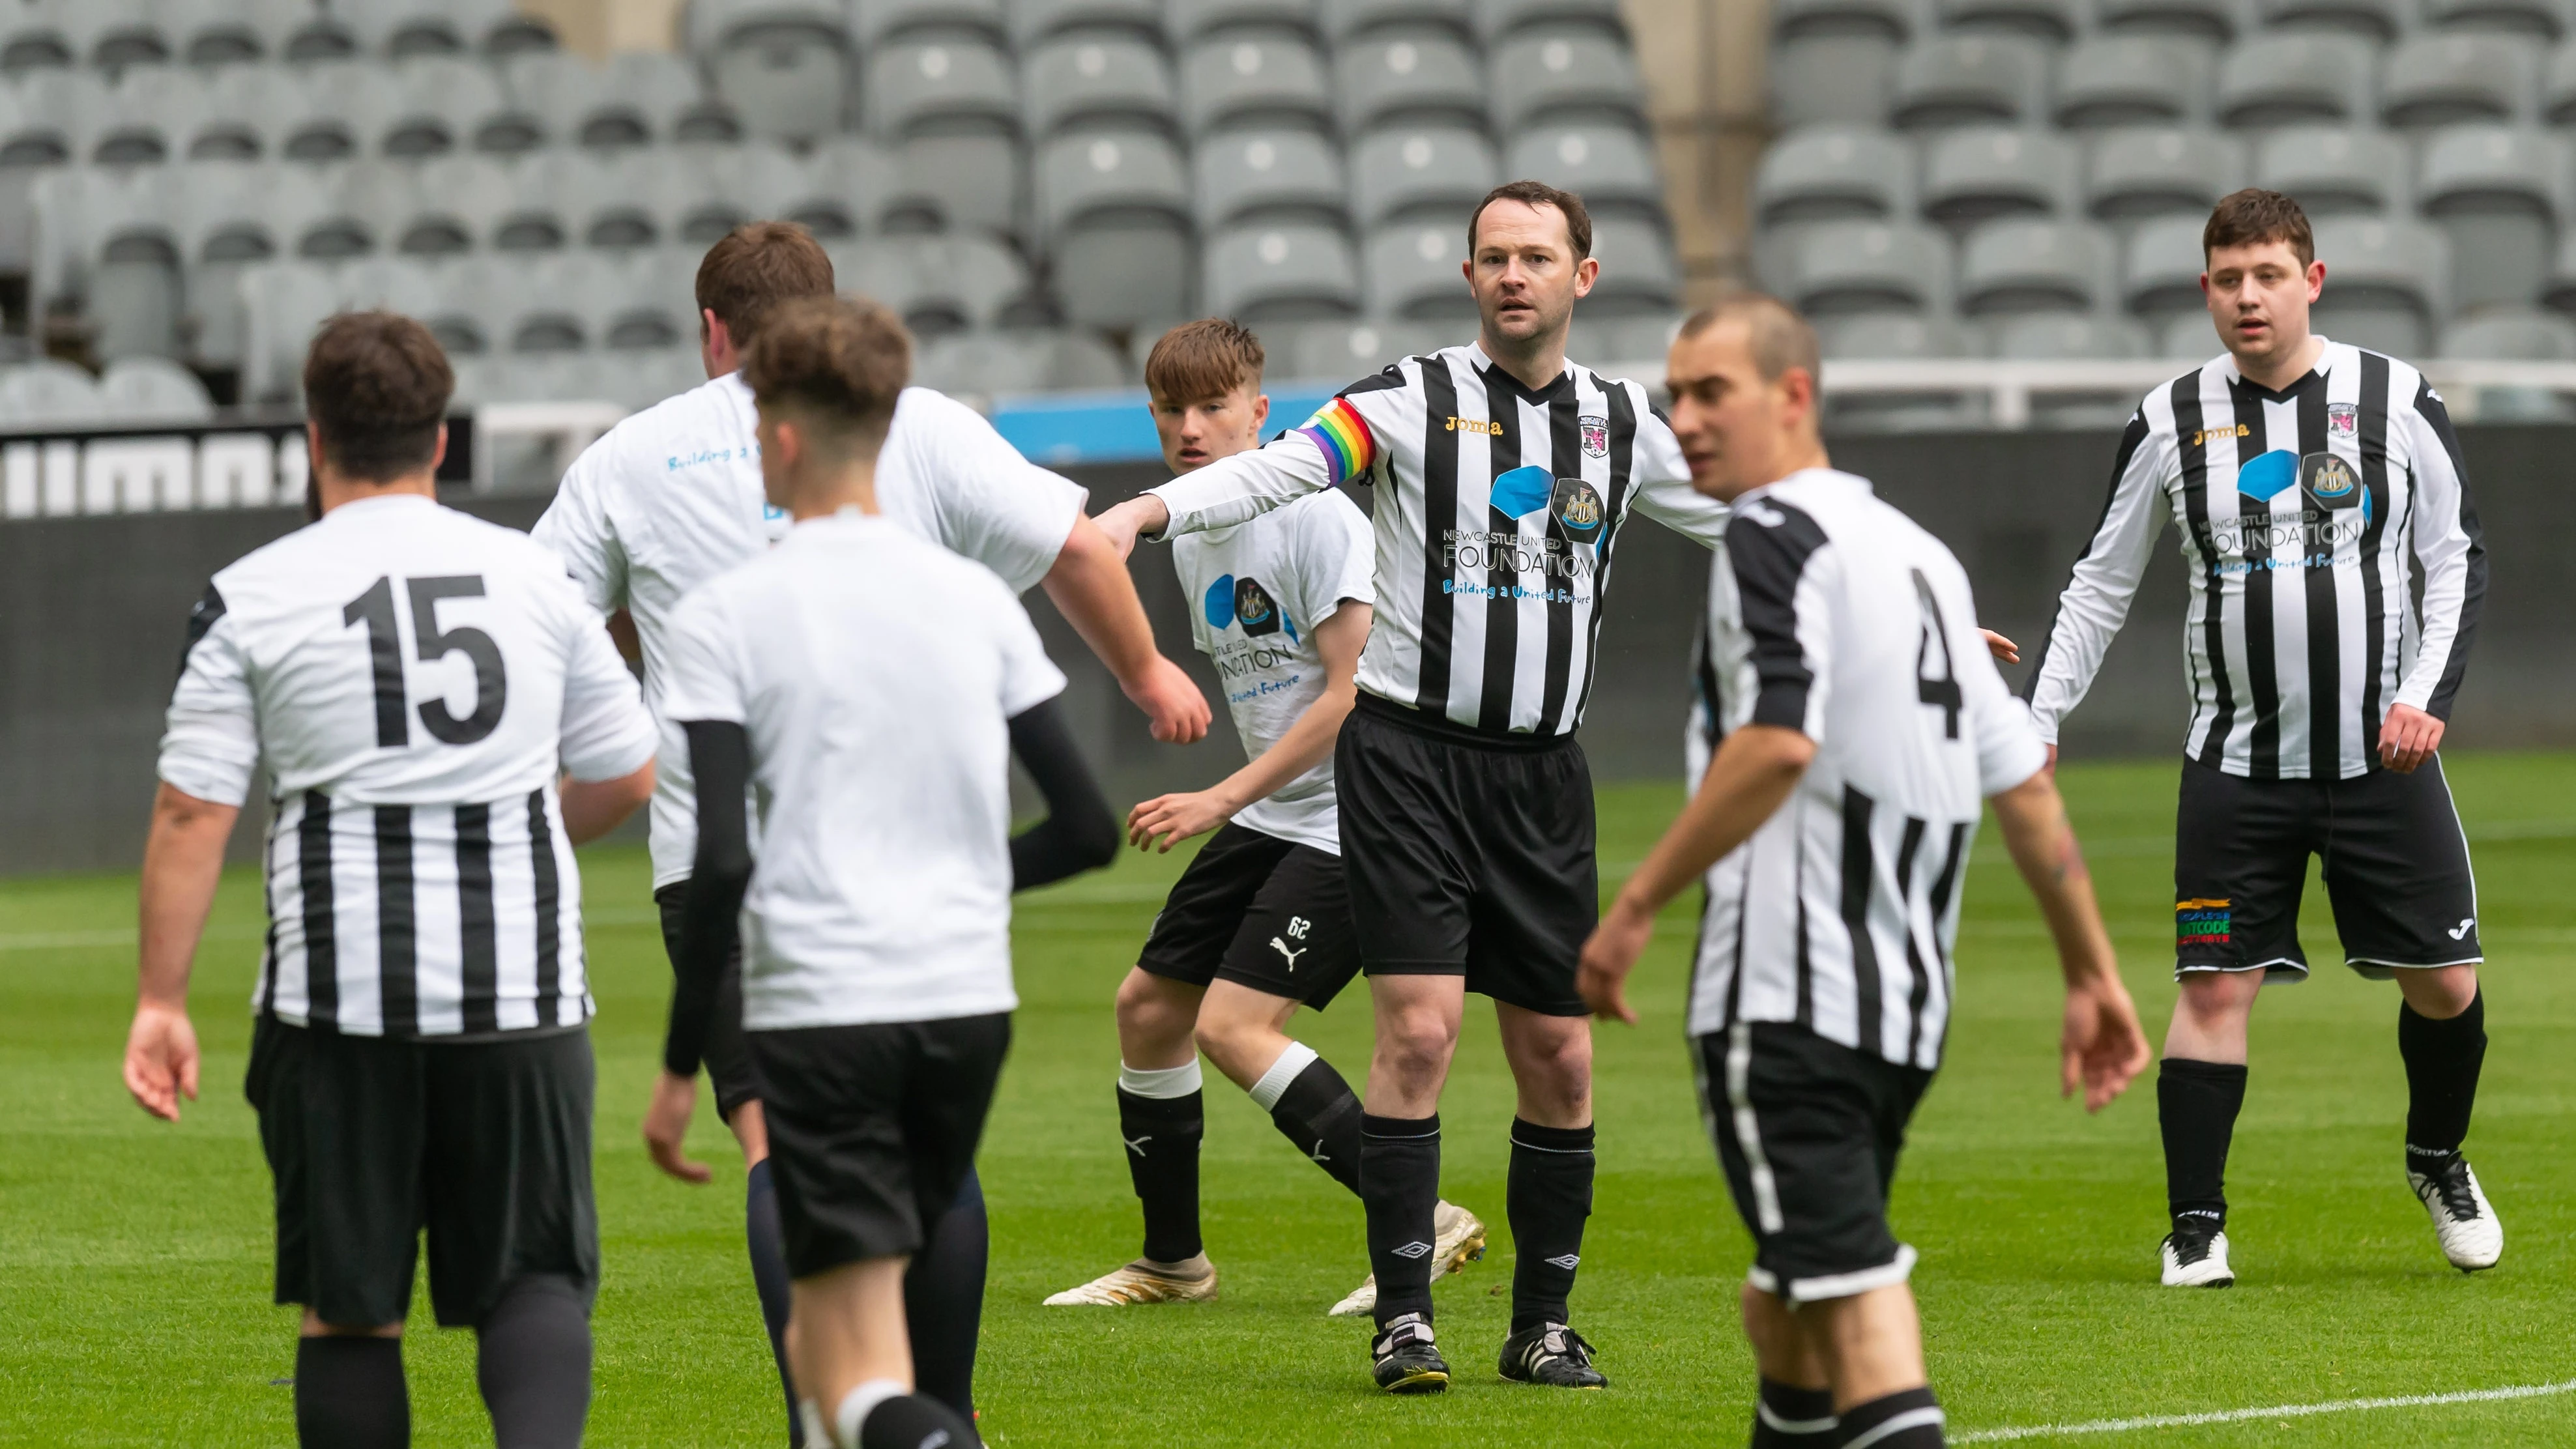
[
  {"x1": 659, "y1": 511, "x2": 1067, "y2": 1029},
  {"x1": 532, "y1": 375, "x2": 1088, "y2": 889},
  {"x1": 1170, "y1": 490, "x2": 1374, "y2": 854}
]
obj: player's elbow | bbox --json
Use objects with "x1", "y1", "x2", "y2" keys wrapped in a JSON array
[
  {"x1": 1733, "y1": 723, "x2": 1817, "y2": 778},
  {"x1": 1066, "y1": 802, "x2": 1122, "y2": 872},
  {"x1": 561, "y1": 762, "x2": 654, "y2": 845}
]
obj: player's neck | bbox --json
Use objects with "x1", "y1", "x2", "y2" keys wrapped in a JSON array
[
  {"x1": 1709, "y1": 438, "x2": 1832, "y2": 506},
  {"x1": 786, "y1": 460, "x2": 882, "y2": 522},
  {"x1": 315, "y1": 473, "x2": 437, "y2": 515},
  {"x1": 2229, "y1": 331, "x2": 2324, "y2": 394},
  {"x1": 1478, "y1": 326, "x2": 1569, "y2": 394}
]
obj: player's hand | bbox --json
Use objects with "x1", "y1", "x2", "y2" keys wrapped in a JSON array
[
  {"x1": 1129, "y1": 789, "x2": 1235, "y2": 852},
  {"x1": 1980, "y1": 628, "x2": 2019, "y2": 664},
  {"x1": 1091, "y1": 498, "x2": 1166, "y2": 562},
  {"x1": 2060, "y1": 972, "x2": 2151, "y2": 1113},
  {"x1": 1577, "y1": 897, "x2": 1656, "y2": 1026},
  {"x1": 643, "y1": 1070, "x2": 712, "y2": 1184},
  {"x1": 123, "y1": 1001, "x2": 199, "y2": 1123},
  {"x1": 1123, "y1": 654, "x2": 1211, "y2": 744},
  {"x1": 2379, "y1": 704, "x2": 2444, "y2": 774}
]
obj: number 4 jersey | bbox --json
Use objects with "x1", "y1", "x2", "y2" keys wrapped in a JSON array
[
  {"x1": 1687, "y1": 469, "x2": 2046, "y2": 1070},
  {"x1": 159, "y1": 494, "x2": 658, "y2": 1039}
]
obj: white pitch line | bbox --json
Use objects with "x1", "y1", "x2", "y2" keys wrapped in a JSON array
[{"x1": 1953, "y1": 1377, "x2": 2576, "y2": 1443}]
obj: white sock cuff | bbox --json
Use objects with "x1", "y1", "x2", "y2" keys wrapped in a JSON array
[
  {"x1": 1247, "y1": 1040, "x2": 1320, "y2": 1112},
  {"x1": 832, "y1": 1380, "x2": 907, "y2": 1449},
  {"x1": 1118, "y1": 1059, "x2": 1203, "y2": 1100}
]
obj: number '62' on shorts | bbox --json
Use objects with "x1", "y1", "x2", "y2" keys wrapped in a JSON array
[
  {"x1": 2172, "y1": 757, "x2": 2482, "y2": 981},
  {"x1": 1135, "y1": 821, "x2": 1361, "y2": 1009}
]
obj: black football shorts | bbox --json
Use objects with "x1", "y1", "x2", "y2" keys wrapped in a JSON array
[
  {"x1": 2172, "y1": 757, "x2": 2481, "y2": 981},
  {"x1": 1136, "y1": 822, "x2": 1361, "y2": 1009}
]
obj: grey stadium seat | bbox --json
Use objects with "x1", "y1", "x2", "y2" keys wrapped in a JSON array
[
  {"x1": 1754, "y1": 126, "x2": 1914, "y2": 228},
  {"x1": 1169, "y1": 0, "x2": 1323, "y2": 43},
  {"x1": 853, "y1": 0, "x2": 1010, "y2": 47},
  {"x1": 276, "y1": 62, "x2": 379, "y2": 162},
  {"x1": 2087, "y1": 128, "x2": 2246, "y2": 222},
  {"x1": 827, "y1": 237, "x2": 927, "y2": 317},
  {"x1": 1573, "y1": 313, "x2": 1685, "y2": 367},
  {"x1": 2544, "y1": 36, "x2": 2576, "y2": 121},
  {"x1": 1352, "y1": 126, "x2": 1495, "y2": 228},
  {"x1": 1889, "y1": 36, "x2": 2048, "y2": 130},
  {"x1": 2440, "y1": 308, "x2": 2576, "y2": 354},
  {"x1": 1585, "y1": 217, "x2": 1681, "y2": 314},
  {"x1": 1935, "y1": 0, "x2": 2081, "y2": 43},
  {"x1": 1921, "y1": 128, "x2": 2078, "y2": 227},
  {"x1": 1988, "y1": 311, "x2": 2150, "y2": 360},
  {"x1": 490, "y1": 151, "x2": 584, "y2": 251},
  {"x1": 1280, "y1": 319, "x2": 1444, "y2": 379},
  {"x1": 656, "y1": 143, "x2": 811, "y2": 248},
  {"x1": 1782, "y1": 221, "x2": 1954, "y2": 316},
  {"x1": 1490, "y1": 31, "x2": 1644, "y2": 135},
  {"x1": 1769, "y1": 0, "x2": 1913, "y2": 129},
  {"x1": 1009, "y1": 0, "x2": 1167, "y2": 48},
  {"x1": 884, "y1": 233, "x2": 1045, "y2": 332},
  {"x1": 784, "y1": 137, "x2": 899, "y2": 238},
  {"x1": 1196, "y1": 130, "x2": 1348, "y2": 229},
  {"x1": 2425, "y1": 0, "x2": 2569, "y2": 38},
  {"x1": 184, "y1": 65, "x2": 276, "y2": 160},
  {"x1": 693, "y1": 0, "x2": 854, "y2": 144},
  {"x1": 0, "y1": 0, "x2": 78, "y2": 71},
  {"x1": 1179, "y1": 35, "x2": 1332, "y2": 136},
  {"x1": 176, "y1": 161, "x2": 291, "y2": 366},
  {"x1": 1035, "y1": 130, "x2": 1194, "y2": 325},
  {"x1": 565, "y1": 151, "x2": 666, "y2": 250},
  {"x1": 2215, "y1": 34, "x2": 2375, "y2": 128},
  {"x1": 2541, "y1": 229, "x2": 2576, "y2": 308},
  {"x1": 869, "y1": 40, "x2": 1024, "y2": 236},
  {"x1": 167, "y1": 0, "x2": 285, "y2": 66},
  {"x1": 0, "y1": 360, "x2": 108, "y2": 427},
  {"x1": 2382, "y1": 35, "x2": 2538, "y2": 128},
  {"x1": 396, "y1": 154, "x2": 514, "y2": 255},
  {"x1": 2254, "y1": 125, "x2": 2409, "y2": 212},
  {"x1": 2054, "y1": 36, "x2": 2218, "y2": 129},
  {"x1": 1473, "y1": 0, "x2": 1628, "y2": 44},
  {"x1": 2158, "y1": 310, "x2": 2223, "y2": 357},
  {"x1": 0, "y1": 70, "x2": 97, "y2": 165},
  {"x1": 1205, "y1": 223, "x2": 1361, "y2": 321},
  {"x1": 98, "y1": 356, "x2": 216, "y2": 423},
  {"x1": 349, "y1": 0, "x2": 551, "y2": 58},
  {"x1": 1508, "y1": 124, "x2": 1663, "y2": 220},
  {"x1": 2309, "y1": 215, "x2": 2448, "y2": 355},
  {"x1": 1362, "y1": 221, "x2": 1477, "y2": 320},
  {"x1": 89, "y1": 69, "x2": 189, "y2": 166},
  {"x1": 378, "y1": 55, "x2": 527, "y2": 157},
  {"x1": 2416, "y1": 125, "x2": 2566, "y2": 309},
  {"x1": 2122, "y1": 213, "x2": 2216, "y2": 317},
  {"x1": 1320, "y1": 0, "x2": 1473, "y2": 44},
  {"x1": 1335, "y1": 31, "x2": 1485, "y2": 135},
  {"x1": 1022, "y1": 33, "x2": 1176, "y2": 137},
  {"x1": 1816, "y1": 311, "x2": 1975, "y2": 358},
  {"x1": 914, "y1": 329, "x2": 1129, "y2": 397},
  {"x1": 86, "y1": 1, "x2": 172, "y2": 71},
  {"x1": 517, "y1": 51, "x2": 740, "y2": 151},
  {"x1": 2252, "y1": 0, "x2": 2405, "y2": 41},
  {"x1": 1958, "y1": 219, "x2": 2114, "y2": 314},
  {"x1": 2094, "y1": 0, "x2": 2243, "y2": 42},
  {"x1": 235, "y1": 261, "x2": 339, "y2": 401}
]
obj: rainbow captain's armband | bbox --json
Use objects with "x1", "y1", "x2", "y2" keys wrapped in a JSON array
[{"x1": 1295, "y1": 397, "x2": 1381, "y2": 487}]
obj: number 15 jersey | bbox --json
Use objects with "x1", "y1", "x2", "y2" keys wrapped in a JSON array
[{"x1": 160, "y1": 493, "x2": 658, "y2": 1039}]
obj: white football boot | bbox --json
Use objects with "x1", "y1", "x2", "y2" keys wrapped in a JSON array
[
  {"x1": 2160, "y1": 1224, "x2": 2236, "y2": 1287},
  {"x1": 1043, "y1": 1254, "x2": 1219, "y2": 1306},
  {"x1": 1328, "y1": 1200, "x2": 1487, "y2": 1317},
  {"x1": 2409, "y1": 1154, "x2": 2504, "y2": 1272}
]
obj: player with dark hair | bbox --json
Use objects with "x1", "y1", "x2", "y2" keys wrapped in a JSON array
[
  {"x1": 127, "y1": 311, "x2": 660, "y2": 1448},
  {"x1": 1578, "y1": 294, "x2": 2150, "y2": 1449},
  {"x1": 657, "y1": 294, "x2": 1119, "y2": 1449},
  {"x1": 2023, "y1": 188, "x2": 2496, "y2": 1286},
  {"x1": 1046, "y1": 319, "x2": 1487, "y2": 1315},
  {"x1": 531, "y1": 221, "x2": 1208, "y2": 1437}
]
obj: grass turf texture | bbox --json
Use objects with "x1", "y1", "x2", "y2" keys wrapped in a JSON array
[{"x1": 3, "y1": 756, "x2": 2571, "y2": 1448}]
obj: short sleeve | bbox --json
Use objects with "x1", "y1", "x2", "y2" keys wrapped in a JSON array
[
  {"x1": 1292, "y1": 495, "x2": 1374, "y2": 631},
  {"x1": 529, "y1": 445, "x2": 630, "y2": 614},
  {"x1": 908, "y1": 390, "x2": 1087, "y2": 593},
  {"x1": 1724, "y1": 498, "x2": 1836, "y2": 742},
  {"x1": 991, "y1": 582, "x2": 1069, "y2": 718},
  {"x1": 658, "y1": 588, "x2": 749, "y2": 727},
  {"x1": 157, "y1": 582, "x2": 261, "y2": 807},
  {"x1": 1619, "y1": 400, "x2": 1731, "y2": 549},
  {"x1": 553, "y1": 584, "x2": 658, "y2": 782}
]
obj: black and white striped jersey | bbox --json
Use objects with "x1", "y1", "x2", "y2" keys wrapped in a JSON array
[
  {"x1": 159, "y1": 495, "x2": 658, "y2": 1038},
  {"x1": 1148, "y1": 341, "x2": 1730, "y2": 738},
  {"x1": 2025, "y1": 341, "x2": 2487, "y2": 780},
  {"x1": 1685, "y1": 470, "x2": 2048, "y2": 1070}
]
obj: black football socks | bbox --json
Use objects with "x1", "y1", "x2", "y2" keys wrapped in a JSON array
[
  {"x1": 745, "y1": 1156, "x2": 799, "y2": 1444},
  {"x1": 1836, "y1": 1386, "x2": 1945, "y2": 1448},
  {"x1": 2157, "y1": 1057, "x2": 2248, "y2": 1233},
  {"x1": 1507, "y1": 1118, "x2": 1595, "y2": 1333},
  {"x1": 840, "y1": 1386, "x2": 982, "y2": 1449},
  {"x1": 903, "y1": 1166, "x2": 989, "y2": 1420},
  {"x1": 1750, "y1": 1377, "x2": 1838, "y2": 1448},
  {"x1": 1117, "y1": 1070, "x2": 1207, "y2": 1265},
  {"x1": 474, "y1": 1274, "x2": 591, "y2": 1449},
  {"x1": 1252, "y1": 1044, "x2": 1366, "y2": 1196},
  {"x1": 1360, "y1": 1112, "x2": 1443, "y2": 1328},
  {"x1": 295, "y1": 1335, "x2": 409, "y2": 1449},
  {"x1": 2399, "y1": 989, "x2": 2486, "y2": 1168}
]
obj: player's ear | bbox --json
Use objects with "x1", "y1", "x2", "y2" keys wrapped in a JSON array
[
  {"x1": 1251, "y1": 392, "x2": 1271, "y2": 432},
  {"x1": 2306, "y1": 259, "x2": 2326, "y2": 302},
  {"x1": 427, "y1": 422, "x2": 448, "y2": 476},
  {"x1": 1573, "y1": 255, "x2": 1599, "y2": 298}
]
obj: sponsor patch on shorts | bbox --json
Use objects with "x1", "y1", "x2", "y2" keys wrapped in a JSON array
[{"x1": 2175, "y1": 898, "x2": 2232, "y2": 949}]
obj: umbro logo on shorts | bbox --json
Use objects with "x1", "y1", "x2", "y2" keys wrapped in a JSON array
[
  {"x1": 1392, "y1": 1241, "x2": 1433, "y2": 1259},
  {"x1": 1544, "y1": 1254, "x2": 1580, "y2": 1270}
]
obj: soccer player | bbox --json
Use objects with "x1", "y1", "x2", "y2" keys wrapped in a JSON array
[
  {"x1": 654, "y1": 296, "x2": 1118, "y2": 1449},
  {"x1": 2021, "y1": 190, "x2": 2496, "y2": 1285},
  {"x1": 1045, "y1": 319, "x2": 1488, "y2": 1315},
  {"x1": 530, "y1": 222, "x2": 1208, "y2": 1433},
  {"x1": 124, "y1": 311, "x2": 660, "y2": 1449},
  {"x1": 1576, "y1": 294, "x2": 2151, "y2": 1449},
  {"x1": 1093, "y1": 182, "x2": 1745, "y2": 1394}
]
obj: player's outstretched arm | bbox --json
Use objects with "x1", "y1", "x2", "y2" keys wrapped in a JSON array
[
  {"x1": 1043, "y1": 514, "x2": 1211, "y2": 745},
  {"x1": 1988, "y1": 769, "x2": 2150, "y2": 1112},
  {"x1": 1579, "y1": 724, "x2": 1817, "y2": 1025},
  {"x1": 1006, "y1": 697, "x2": 1122, "y2": 891},
  {"x1": 1131, "y1": 602, "x2": 1372, "y2": 852},
  {"x1": 649, "y1": 719, "x2": 756, "y2": 1185},
  {"x1": 126, "y1": 783, "x2": 240, "y2": 1122}
]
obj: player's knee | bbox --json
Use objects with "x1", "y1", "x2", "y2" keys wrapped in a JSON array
[
  {"x1": 1115, "y1": 971, "x2": 1194, "y2": 1043},
  {"x1": 1375, "y1": 1013, "x2": 1456, "y2": 1083}
]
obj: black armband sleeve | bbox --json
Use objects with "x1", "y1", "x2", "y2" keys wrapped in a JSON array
[
  {"x1": 663, "y1": 719, "x2": 753, "y2": 1079},
  {"x1": 1006, "y1": 696, "x2": 1120, "y2": 891}
]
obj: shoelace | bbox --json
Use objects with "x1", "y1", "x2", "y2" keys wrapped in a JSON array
[
  {"x1": 2166, "y1": 1230, "x2": 2216, "y2": 1265},
  {"x1": 1527, "y1": 1326, "x2": 1594, "y2": 1368},
  {"x1": 2427, "y1": 1163, "x2": 2483, "y2": 1222}
]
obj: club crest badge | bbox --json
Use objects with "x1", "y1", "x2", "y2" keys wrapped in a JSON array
[
  {"x1": 1551, "y1": 477, "x2": 1606, "y2": 543},
  {"x1": 1578, "y1": 414, "x2": 1610, "y2": 458},
  {"x1": 2300, "y1": 452, "x2": 2360, "y2": 511},
  {"x1": 2326, "y1": 401, "x2": 2358, "y2": 439},
  {"x1": 1233, "y1": 575, "x2": 1284, "y2": 637}
]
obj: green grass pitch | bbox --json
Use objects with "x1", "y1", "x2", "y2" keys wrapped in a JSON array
[{"x1": 4, "y1": 755, "x2": 2573, "y2": 1447}]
